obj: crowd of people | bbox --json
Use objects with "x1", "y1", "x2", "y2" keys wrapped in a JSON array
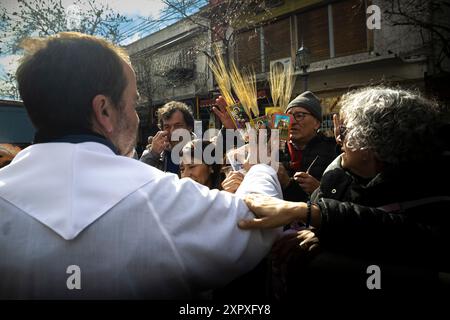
[{"x1": 0, "y1": 32, "x2": 449, "y2": 299}]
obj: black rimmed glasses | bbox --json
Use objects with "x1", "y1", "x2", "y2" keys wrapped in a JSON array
[{"x1": 291, "y1": 111, "x2": 312, "y2": 122}]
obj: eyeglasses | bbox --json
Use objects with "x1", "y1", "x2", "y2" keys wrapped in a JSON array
[
  {"x1": 290, "y1": 112, "x2": 312, "y2": 122},
  {"x1": 338, "y1": 125, "x2": 347, "y2": 141}
]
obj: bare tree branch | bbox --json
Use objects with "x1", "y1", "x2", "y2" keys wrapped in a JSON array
[
  {"x1": 383, "y1": 0, "x2": 450, "y2": 73},
  {"x1": 0, "y1": 0, "x2": 132, "y2": 97}
]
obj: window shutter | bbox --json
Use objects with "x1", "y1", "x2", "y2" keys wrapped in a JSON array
[
  {"x1": 333, "y1": 0, "x2": 368, "y2": 57},
  {"x1": 298, "y1": 6, "x2": 330, "y2": 62},
  {"x1": 263, "y1": 17, "x2": 291, "y2": 72},
  {"x1": 235, "y1": 29, "x2": 261, "y2": 72}
]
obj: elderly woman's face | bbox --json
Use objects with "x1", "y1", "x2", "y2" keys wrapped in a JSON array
[
  {"x1": 180, "y1": 160, "x2": 212, "y2": 188},
  {"x1": 341, "y1": 144, "x2": 371, "y2": 176},
  {"x1": 336, "y1": 114, "x2": 377, "y2": 178}
]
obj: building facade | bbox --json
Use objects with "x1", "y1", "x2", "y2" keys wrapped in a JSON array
[
  {"x1": 231, "y1": 0, "x2": 447, "y2": 125},
  {"x1": 126, "y1": 15, "x2": 214, "y2": 149},
  {"x1": 127, "y1": 0, "x2": 449, "y2": 146}
]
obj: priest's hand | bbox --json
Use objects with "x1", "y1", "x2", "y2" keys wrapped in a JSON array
[{"x1": 239, "y1": 194, "x2": 305, "y2": 229}]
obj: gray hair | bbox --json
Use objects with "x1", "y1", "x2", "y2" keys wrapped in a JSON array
[{"x1": 340, "y1": 87, "x2": 444, "y2": 166}]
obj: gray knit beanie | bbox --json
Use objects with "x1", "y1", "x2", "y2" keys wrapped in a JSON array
[{"x1": 285, "y1": 91, "x2": 322, "y2": 122}]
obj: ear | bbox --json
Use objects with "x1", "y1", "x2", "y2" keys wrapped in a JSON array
[
  {"x1": 314, "y1": 119, "x2": 321, "y2": 130},
  {"x1": 92, "y1": 94, "x2": 115, "y2": 135}
]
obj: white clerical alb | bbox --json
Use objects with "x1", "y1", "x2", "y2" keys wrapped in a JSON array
[{"x1": 0, "y1": 142, "x2": 282, "y2": 299}]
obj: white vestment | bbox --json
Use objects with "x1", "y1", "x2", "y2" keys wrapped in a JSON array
[{"x1": 0, "y1": 142, "x2": 282, "y2": 299}]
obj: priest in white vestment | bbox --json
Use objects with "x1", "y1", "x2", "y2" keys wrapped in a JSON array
[{"x1": 0, "y1": 32, "x2": 282, "y2": 299}]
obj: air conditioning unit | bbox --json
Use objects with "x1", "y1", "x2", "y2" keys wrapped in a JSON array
[{"x1": 269, "y1": 58, "x2": 292, "y2": 73}]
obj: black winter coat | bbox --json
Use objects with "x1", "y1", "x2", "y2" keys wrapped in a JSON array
[
  {"x1": 282, "y1": 133, "x2": 338, "y2": 202},
  {"x1": 312, "y1": 154, "x2": 450, "y2": 274}
]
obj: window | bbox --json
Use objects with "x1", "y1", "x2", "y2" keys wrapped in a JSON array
[
  {"x1": 333, "y1": 0, "x2": 368, "y2": 57},
  {"x1": 297, "y1": 6, "x2": 330, "y2": 62},
  {"x1": 234, "y1": 0, "x2": 370, "y2": 71},
  {"x1": 235, "y1": 28, "x2": 261, "y2": 72},
  {"x1": 263, "y1": 17, "x2": 291, "y2": 71}
]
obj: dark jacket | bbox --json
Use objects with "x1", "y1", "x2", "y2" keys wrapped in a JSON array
[
  {"x1": 311, "y1": 153, "x2": 450, "y2": 284},
  {"x1": 274, "y1": 153, "x2": 450, "y2": 297},
  {"x1": 140, "y1": 149, "x2": 173, "y2": 172},
  {"x1": 282, "y1": 133, "x2": 338, "y2": 202}
]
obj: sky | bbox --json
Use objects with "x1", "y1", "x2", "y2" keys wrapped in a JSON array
[
  {"x1": 0, "y1": 0, "x2": 197, "y2": 99},
  {"x1": 1, "y1": 0, "x2": 167, "y2": 15}
]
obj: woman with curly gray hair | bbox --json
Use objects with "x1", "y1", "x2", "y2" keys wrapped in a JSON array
[
  {"x1": 238, "y1": 87, "x2": 450, "y2": 294},
  {"x1": 337, "y1": 86, "x2": 444, "y2": 172}
]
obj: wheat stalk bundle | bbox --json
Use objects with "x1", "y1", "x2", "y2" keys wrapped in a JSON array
[
  {"x1": 269, "y1": 61, "x2": 285, "y2": 108},
  {"x1": 269, "y1": 61, "x2": 296, "y2": 110},
  {"x1": 230, "y1": 61, "x2": 258, "y2": 118},
  {"x1": 208, "y1": 45, "x2": 236, "y2": 106},
  {"x1": 280, "y1": 63, "x2": 296, "y2": 109}
]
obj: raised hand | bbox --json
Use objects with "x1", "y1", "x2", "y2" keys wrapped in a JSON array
[
  {"x1": 212, "y1": 96, "x2": 235, "y2": 129},
  {"x1": 149, "y1": 131, "x2": 170, "y2": 154}
]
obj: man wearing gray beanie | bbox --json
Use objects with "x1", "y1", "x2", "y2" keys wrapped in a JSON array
[
  {"x1": 278, "y1": 91, "x2": 338, "y2": 203},
  {"x1": 285, "y1": 91, "x2": 323, "y2": 122}
]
